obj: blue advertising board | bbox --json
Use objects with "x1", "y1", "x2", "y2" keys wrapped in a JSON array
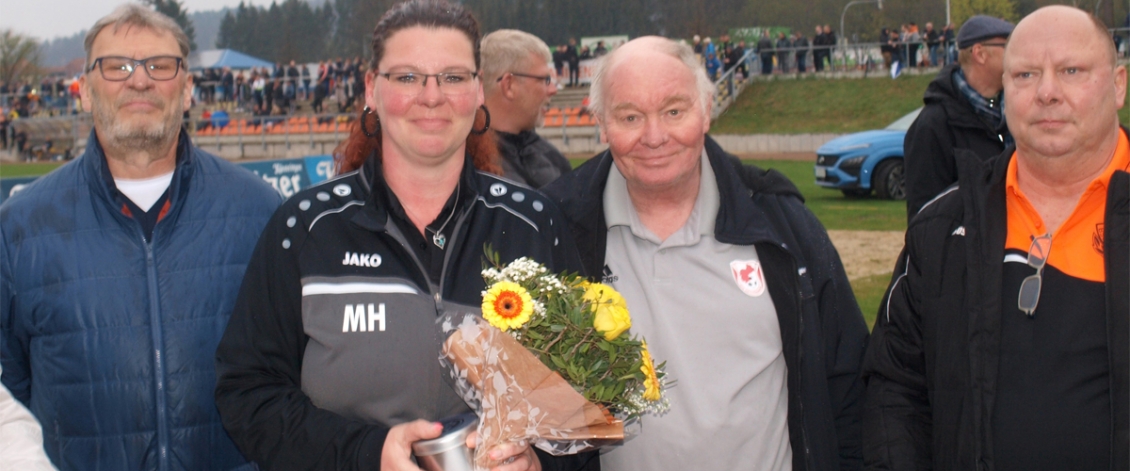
[
  {"x1": 240, "y1": 155, "x2": 336, "y2": 199},
  {"x1": 0, "y1": 155, "x2": 337, "y2": 204},
  {"x1": 0, "y1": 177, "x2": 38, "y2": 204}
]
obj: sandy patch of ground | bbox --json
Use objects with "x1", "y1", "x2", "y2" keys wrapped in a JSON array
[{"x1": 826, "y1": 230, "x2": 905, "y2": 280}]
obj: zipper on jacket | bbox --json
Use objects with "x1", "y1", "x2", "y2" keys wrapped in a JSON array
[
  {"x1": 380, "y1": 221, "x2": 441, "y2": 308},
  {"x1": 435, "y1": 204, "x2": 473, "y2": 313},
  {"x1": 380, "y1": 203, "x2": 472, "y2": 419},
  {"x1": 141, "y1": 231, "x2": 170, "y2": 471},
  {"x1": 765, "y1": 241, "x2": 814, "y2": 470},
  {"x1": 785, "y1": 246, "x2": 814, "y2": 470}
]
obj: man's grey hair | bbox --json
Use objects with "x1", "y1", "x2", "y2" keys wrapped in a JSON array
[
  {"x1": 481, "y1": 29, "x2": 552, "y2": 92},
  {"x1": 84, "y1": 4, "x2": 191, "y2": 68},
  {"x1": 589, "y1": 36, "x2": 714, "y2": 118}
]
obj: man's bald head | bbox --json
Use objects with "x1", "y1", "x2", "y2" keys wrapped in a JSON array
[
  {"x1": 588, "y1": 36, "x2": 714, "y2": 118},
  {"x1": 1008, "y1": 5, "x2": 1116, "y2": 67},
  {"x1": 1003, "y1": 4, "x2": 1127, "y2": 162}
]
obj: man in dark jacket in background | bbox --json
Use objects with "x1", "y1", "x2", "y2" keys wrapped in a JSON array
[
  {"x1": 864, "y1": 7, "x2": 1129, "y2": 470},
  {"x1": 904, "y1": 15, "x2": 1014, "y2": 220},
  {"x1": 544, "y1": 36, "x2": 868, "y2": 471},
  {"x1": 565, "y1": 37, "x2": 580, "y2": 87},
  {"x1": 776, "y1": 32, "x2": 792, "y2": 73},
  {"x1": 0, "y1": 5, "x2": 280, "y2": 470},
  {"x1": 757, "y1": 30, "x2": 775, "y2": 75},
  {"x1": 482, "y1": 29, "x2": 572, "y2": 188},
  {"x1": 793, "y1": 31, "x2": 809, "y2": 73}
]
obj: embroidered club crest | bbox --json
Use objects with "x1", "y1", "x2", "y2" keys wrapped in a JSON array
[
  {"x1": 730, "y1": 259, "x2": 766, "y2": 297},
  {"x1": 1093, "y1": 223, "x2": 1104, "y2": 255}
]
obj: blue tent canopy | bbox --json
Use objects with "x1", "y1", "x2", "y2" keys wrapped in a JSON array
[{"x1": 188, "y1": 49, "x2": 273, "y2": 71}]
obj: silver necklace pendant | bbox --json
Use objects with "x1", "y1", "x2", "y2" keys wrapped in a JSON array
[{"x1": 426, "y1": 183, "x2": 459, "y2": 251}]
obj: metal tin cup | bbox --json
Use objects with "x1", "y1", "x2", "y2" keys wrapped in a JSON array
[{"x1": 412, "y1": 412, "x2": 479, "y2": 471}]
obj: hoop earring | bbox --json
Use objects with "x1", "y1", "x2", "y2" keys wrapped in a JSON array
[
  {"x1": 470, "y1": 105, "x2": 491, "y2": 135},
  {"x1": 361, "y1": 106, "x2": 380, "y2": 138}
]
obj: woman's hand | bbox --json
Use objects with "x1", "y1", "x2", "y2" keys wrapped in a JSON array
[
  {"x1": 466, "y1": 432, "x2": 542, "y2": 471},
  {"x1": 381, "y1": 420, "x2": 443, "y2": 471}
]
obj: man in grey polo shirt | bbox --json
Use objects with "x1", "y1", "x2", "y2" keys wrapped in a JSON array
[{"x1": 543, "y1": 36, "x2": 868, "y2": 470}]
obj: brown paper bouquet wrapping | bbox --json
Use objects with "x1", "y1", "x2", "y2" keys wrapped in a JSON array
[{"x1": 440, "y1": 313, "x2": 624, "y2": 469}]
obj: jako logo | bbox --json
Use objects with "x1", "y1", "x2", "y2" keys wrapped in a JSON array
[
  {"x1": 343, "y1": 251, "x2": 382, "y2": 267},
  {"x1": 343, "y1": 303, "x2": 386, "y2": 332}
]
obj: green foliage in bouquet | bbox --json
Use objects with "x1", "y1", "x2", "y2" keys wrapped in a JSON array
[{"x1": 480, "y1": 247, "x2": 667, "y2": 419}]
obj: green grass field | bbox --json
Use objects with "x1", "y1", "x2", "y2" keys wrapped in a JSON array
[
  {"x1": 0, "y1": 162, "x2": 63, "y2": 178},
  {"x1": 712, "y1": 74, "x2": 935, "y2": 135},
  {"x1": 713, "y1": 72, "x2": 1130, "y2": 135},
  {"x1": 751, "y1": 159, "x2": 906, "y2": 232}
]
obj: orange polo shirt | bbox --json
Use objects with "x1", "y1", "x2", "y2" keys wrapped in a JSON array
[
  {"x1": 1004, "y1": 130, "x2": 1130, "y2": 281},
  {"x1": 992, "y1": 129, "x2": 1128, "y2": 469}
]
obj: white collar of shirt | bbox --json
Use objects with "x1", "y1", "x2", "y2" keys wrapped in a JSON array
[
  {"x1": 114, "y1": 170, "x2": 175, "y2": 212},
  {"x1": 603, "y1": 149, "x2": 719, "y2": 245}
]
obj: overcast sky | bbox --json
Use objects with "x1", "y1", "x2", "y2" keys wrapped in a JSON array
[{"x1": 1, "y1": 0, "x2": 255, "y2": 41}]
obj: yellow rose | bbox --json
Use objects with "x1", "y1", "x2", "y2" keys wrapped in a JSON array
[{"x1": 584, "y1": 282, "x2": 631, "y2": 341}]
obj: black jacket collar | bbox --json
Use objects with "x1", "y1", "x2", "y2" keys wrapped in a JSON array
[{"x1": 352, "y1": 150, "x2": 480, "y2": 233}]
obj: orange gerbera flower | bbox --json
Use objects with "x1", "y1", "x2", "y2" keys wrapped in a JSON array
[{"x1": 482, "y1": 281, "x2": 534, "y2": 331}]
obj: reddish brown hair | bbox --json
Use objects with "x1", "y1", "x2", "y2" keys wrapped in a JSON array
[{"x1": 333, "y1": 0, "x2": 500, "y2": 175}]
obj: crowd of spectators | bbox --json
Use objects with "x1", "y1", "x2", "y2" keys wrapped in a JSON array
[
  {"x1": 692, "y1": 33, "x2": 756, "y2": 80},
  {"x1": 880, "y1": 22, "x2": 958, "y2": 70},
  {"x1": 550, "y1": 38, "x2": 612, "y2": 87},
  {"x1": 0, "y1": 77, "x2": 81, "y2": 119},
  {"x1": 691, "y1": 26, "x2": 840, "y2": 78},
  {"x1": 192, "y1": 57, "x2": 366, "y2": 117}
]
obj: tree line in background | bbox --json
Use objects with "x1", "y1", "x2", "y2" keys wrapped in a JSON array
[
  {"x1": 217, "y1": 0, "x2": 335, "y2": 63},
  {"x1": 214, "y1": 0, "x2": 1124, "y2": 63},
  {"x1": 2, "y1": 0, "x2": 1127, "y2": 85}
]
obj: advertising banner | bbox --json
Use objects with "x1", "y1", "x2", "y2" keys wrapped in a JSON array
[
  {"x1": 0, "y1": 177, "x2": 37, "y2": 204},
  {"x1": 729, "y1": 27, "x2": 792, "y2": 45},
  {"x1": 0, "y1": 155, "x2": 337, "y2": 204}
]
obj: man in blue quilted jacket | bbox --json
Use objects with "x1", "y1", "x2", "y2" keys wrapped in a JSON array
[{"x1": 0, "y1": 4, "x2": 280, "y2": 470}]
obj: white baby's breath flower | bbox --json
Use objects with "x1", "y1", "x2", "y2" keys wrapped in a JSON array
[
  {"x1": 533, "y1": 300, "x2": 547, "y2": 318},
  {"x1": 498, "y1": 257, "x2": 548, "y2": 285},
  {"x1": 482, "y1": 267, "x2": 503, "y2": 284}
]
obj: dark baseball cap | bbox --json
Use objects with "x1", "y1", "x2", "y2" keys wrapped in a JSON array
[{"x1": 957, "y1": 15, "x2": 1015, "y2": 49}]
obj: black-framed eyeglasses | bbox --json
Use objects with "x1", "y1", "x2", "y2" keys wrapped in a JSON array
[
  {"x1": 378, "y1": 71, "x2": 479, "y2": 95},
  {"x1": 500, "y1": 72, "x2": 554, "y2": 86},
  {"x1": 1018, "y1": 234, "x2": 1052, "y2": 317},
  {"x1": 88, "y1": 56, "x2": 185, "y2": 82}
]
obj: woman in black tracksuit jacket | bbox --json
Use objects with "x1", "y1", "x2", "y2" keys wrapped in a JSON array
[{"x1": 213, "y1": 2, "x2": 594, "y2": 470}]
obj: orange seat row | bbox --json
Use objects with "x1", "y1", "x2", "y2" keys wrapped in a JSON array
[
  {"x1": 542, "y1": 114, "x2": 596, "y2": 127},
  {"x1": 195, "y1": 118, "x2": 353, "y2": 136},
  {"x1": 543, "y1": 106, "x2": 588, "y2": 118}
]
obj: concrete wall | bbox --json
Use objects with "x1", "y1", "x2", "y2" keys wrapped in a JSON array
[
  {"x1": 709, "y1": 133, "x2": 840, "y2": 153},
  {"x1": 1, "y1": 128, "x2": 840, "y2": 162}
]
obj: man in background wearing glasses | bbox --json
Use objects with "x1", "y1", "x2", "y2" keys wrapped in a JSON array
[
  {"x1": 0, "y1": 4, "x2": 279, "y2": 470},
  {"x1": 481, "y1": 29, "x2": 573, "y2": 188},
  {"x1": 863, "y1": 6, "x2": 1130, "y2": 470},
  {"x1": 904, "y1": 15, "x2": 1014, "y2": 220}
]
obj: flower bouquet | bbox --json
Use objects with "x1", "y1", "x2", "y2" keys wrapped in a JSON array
[{"x1": 438, "y1": 249, "x2": 669, "y2": 469}]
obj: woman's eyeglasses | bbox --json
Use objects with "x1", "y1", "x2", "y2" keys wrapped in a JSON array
[{"x1": 378, "y1": 71, "x2": 478, "y2": 95}]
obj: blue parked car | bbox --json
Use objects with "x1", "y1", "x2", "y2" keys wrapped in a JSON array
[{"x1": 814, "y1": 107, "x2": 922, "y2": 199}]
